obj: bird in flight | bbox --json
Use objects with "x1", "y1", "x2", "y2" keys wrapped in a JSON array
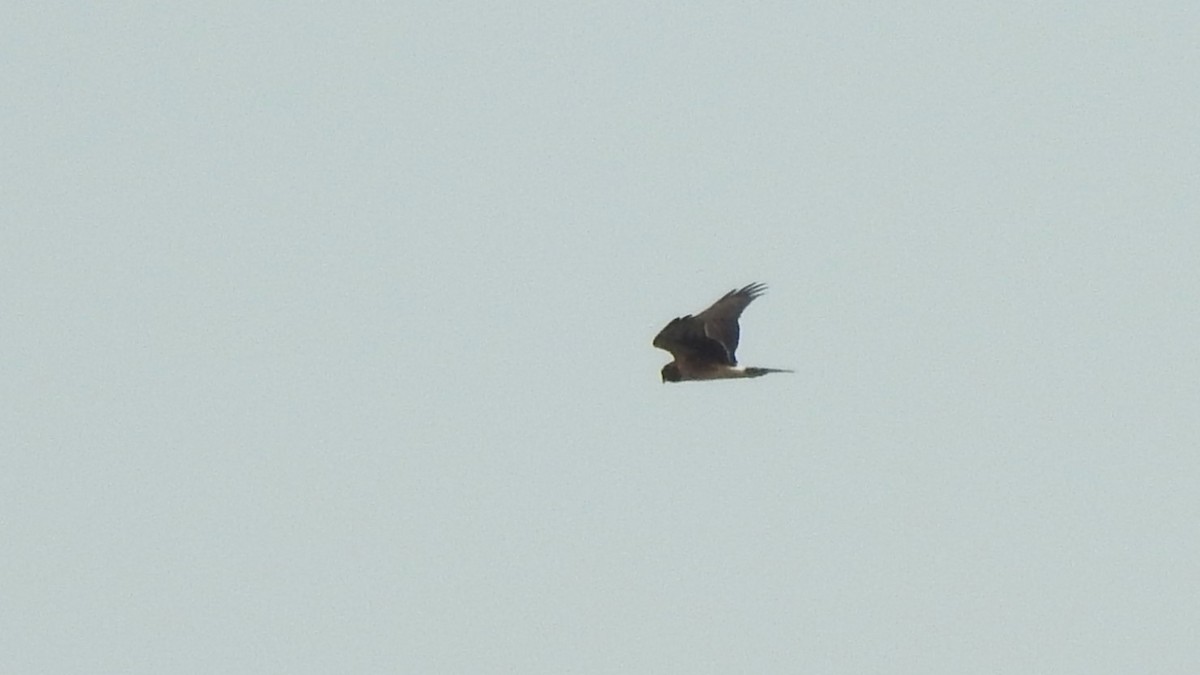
[{"x1": 653, "y1": 282, "x2": 792, "y2": 383}]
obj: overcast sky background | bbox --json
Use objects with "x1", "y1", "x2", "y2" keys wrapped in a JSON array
[{"x1": 4, "y1": 2, "x2": 1199, "y2": 673}]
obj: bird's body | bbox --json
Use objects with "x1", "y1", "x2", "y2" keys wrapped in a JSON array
[{"x1": 653, "y1": 283, "x2": 792, "y2": 383}]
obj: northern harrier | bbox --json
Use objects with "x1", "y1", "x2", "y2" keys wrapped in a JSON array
[{"x1": 653, "y1": 282, "x2": 792, "y2": 383}]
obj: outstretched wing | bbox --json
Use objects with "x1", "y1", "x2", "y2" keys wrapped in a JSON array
[
  {"x1": 694, "y1": 282, "x2": 766, "y2": 363},
  {"x1": 652, "y1": 315, "x2": 734, "y2": 366}
]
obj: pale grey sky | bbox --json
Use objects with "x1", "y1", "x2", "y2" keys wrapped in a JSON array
[{"x1": 3, "y1": 2, "x2": 1199, "y2": 673}]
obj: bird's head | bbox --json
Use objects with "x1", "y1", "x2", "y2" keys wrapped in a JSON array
[{"x1": 660, "y1": 363, "x2": 682, "y2": 383}]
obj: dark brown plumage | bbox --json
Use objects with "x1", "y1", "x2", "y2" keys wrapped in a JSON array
[{"x1": 653, "y1": 283, "x2": 791, "y2": 383}]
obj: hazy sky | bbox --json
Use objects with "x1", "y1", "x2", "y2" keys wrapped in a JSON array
[{"x1": 4, "y1": 2, "x2": 1199, "y2": 673}]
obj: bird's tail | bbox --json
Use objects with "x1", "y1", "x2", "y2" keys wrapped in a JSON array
[{"x1": 744, "y1": 367, "x2": 794, "y2": 378}]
